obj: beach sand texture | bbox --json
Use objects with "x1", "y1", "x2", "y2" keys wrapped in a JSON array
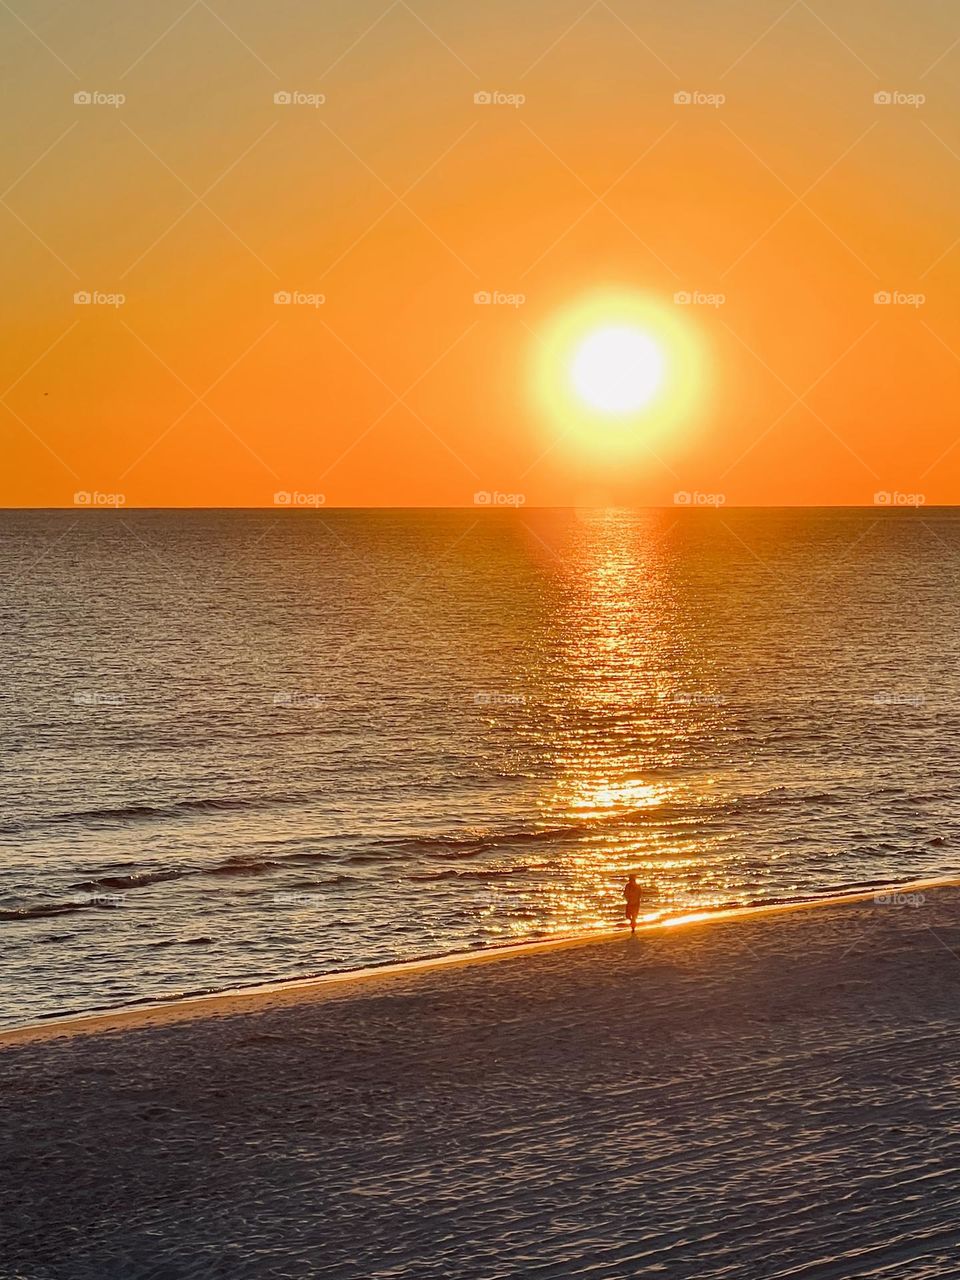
[{"x1": 4, "y1": 885, "x2": 960, "y2": 1279}]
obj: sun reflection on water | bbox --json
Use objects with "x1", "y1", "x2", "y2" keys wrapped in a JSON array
[{"x1": 495, "y1": 510, "x2": 737, "y2": 939}]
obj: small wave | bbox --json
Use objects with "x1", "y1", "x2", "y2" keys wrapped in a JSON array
[
  {"x1": 377, "y1": 809, "x2": 690, "y2": 857},
  {"x1": 208, "y1": 859, "x2": 281, "y2": 877},
  {"x1": 0, "y1": 789, "x2": 329, "y2": 836},
  {"x1": 3, "y1": 850, "x2": 287, "y2": 922},
  {"x1": 68, "y1": 854, "x2": 303, "y2": 897},
  {"x1": 0, "y1": 902, "x2": 88, "y2": 922},
  {"x1": 150, "y1": 936, "x2": 214, "y2": 949},
  {"x1": 409, "y1": 865, "x2": 545, "y2": 883},
  {"x1": 70, "y1": 868, "x2": 186, "y2": 892}
]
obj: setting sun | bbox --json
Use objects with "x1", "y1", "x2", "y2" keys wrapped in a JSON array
[
  {"x1": 570, "y1": 326, "x2": 665, "y2": 413},
  {"x1": 534, "y1": 290, "x2": 707, "y2": 456}
]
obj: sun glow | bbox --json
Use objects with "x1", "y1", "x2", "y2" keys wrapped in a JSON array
[{"x1": 534, "y1": 290, "x2": 705, "y2": 457}]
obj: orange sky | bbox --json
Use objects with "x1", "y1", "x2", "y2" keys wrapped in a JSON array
[{"x1": 2, "y1": 0, "x2": 960, "y2": 507}]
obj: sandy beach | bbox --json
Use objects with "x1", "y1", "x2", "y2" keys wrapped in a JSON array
[{"x1": 4, "y1": 881, "x2": 960, "y2": 1279}]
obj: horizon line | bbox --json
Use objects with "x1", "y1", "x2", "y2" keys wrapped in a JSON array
[{"x1": 1, "y1": 503, "x2": 954, "y2": 514}]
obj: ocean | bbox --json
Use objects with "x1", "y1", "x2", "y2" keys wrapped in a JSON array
[{"x1": 1, "y1": 507, "x2": 957, "y2": 1029}]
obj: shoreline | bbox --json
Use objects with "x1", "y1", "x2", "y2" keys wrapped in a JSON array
[{"x1": 2, "y1": 871, "x2": 951, "y2": 1048}]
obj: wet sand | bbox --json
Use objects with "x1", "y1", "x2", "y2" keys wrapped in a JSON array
[{"x1": 4, "y1": 880, "x2": 960, "y2": 1278}]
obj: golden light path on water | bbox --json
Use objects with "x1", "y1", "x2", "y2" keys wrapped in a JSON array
[{"x1": 478, "y1": 509, "x2": 757, "y2": 942}]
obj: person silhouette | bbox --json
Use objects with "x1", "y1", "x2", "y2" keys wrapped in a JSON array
[{"x1": 624, "y1": 873, "x2": 642, "y2": 934}]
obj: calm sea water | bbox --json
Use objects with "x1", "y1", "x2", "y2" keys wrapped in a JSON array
[{"x1": 1, "y1": 508, "x2": 958, "y2": 1028}]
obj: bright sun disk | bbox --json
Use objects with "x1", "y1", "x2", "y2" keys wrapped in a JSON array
[
  {"x1": 570, "y1": 325, "x2": 664, "y2": 413},
  {"x1": 532, "y1": 289, "x2": 706, "y2": 459}
]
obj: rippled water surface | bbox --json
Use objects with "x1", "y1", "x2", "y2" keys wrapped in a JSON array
[{"x1": 2, "y1": 508, "x2": 959, "y2": 1027}]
